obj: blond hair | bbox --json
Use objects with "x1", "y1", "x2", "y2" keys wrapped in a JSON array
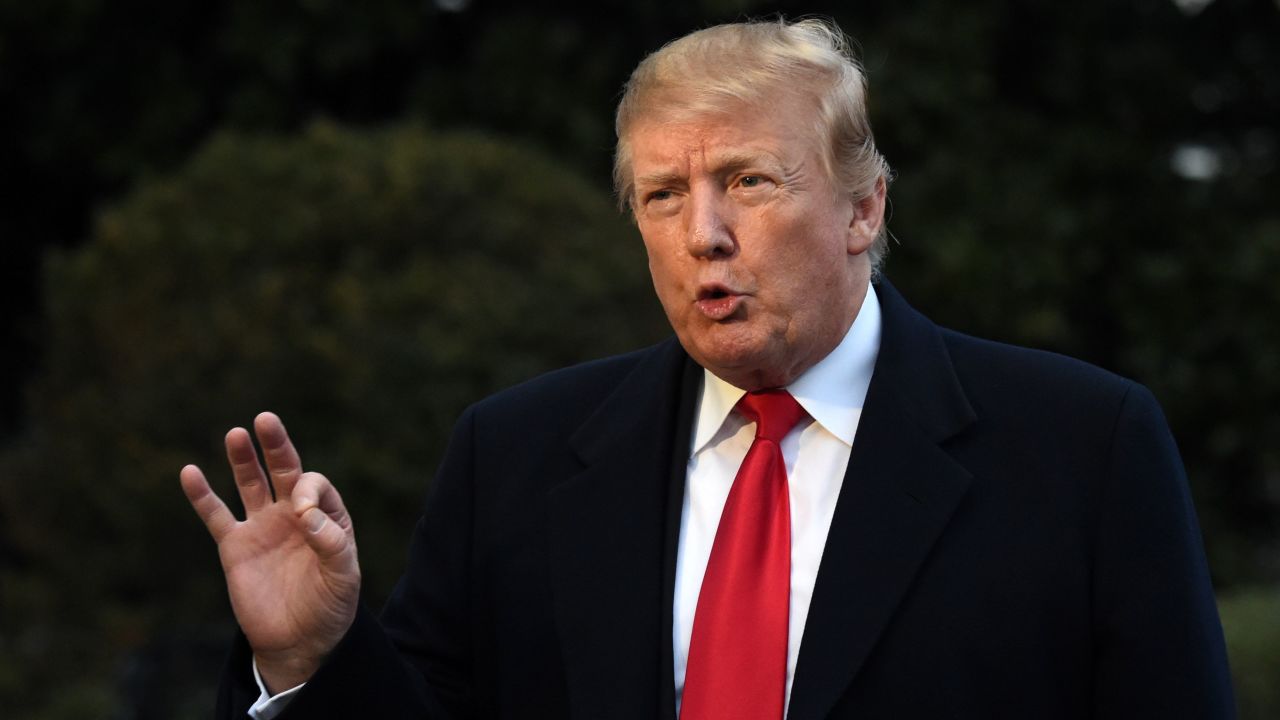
[{"x1": 614, "y1": 17, "x2": 892, "y2": 270}]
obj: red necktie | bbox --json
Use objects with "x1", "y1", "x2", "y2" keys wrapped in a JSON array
[{"x1": 681, "y1": 390, "x2": 808, "y2": 720}]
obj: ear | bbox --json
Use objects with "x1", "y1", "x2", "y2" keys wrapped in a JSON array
[{"x1": 846, "y1": 175, "x2": 887, "y2": 256}]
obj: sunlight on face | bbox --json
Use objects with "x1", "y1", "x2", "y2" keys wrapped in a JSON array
[{"x1": 628, "y1": 93, "x2": 883, "y2": 390}]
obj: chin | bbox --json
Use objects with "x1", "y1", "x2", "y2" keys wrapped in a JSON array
[{"x1": 691, "y1": 345, "x2": 787, "y2": 389}]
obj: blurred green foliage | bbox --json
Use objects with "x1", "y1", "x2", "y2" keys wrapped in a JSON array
[
  {"x1": 1, "y1": 0, "x2": 1278, "y2": 717},
  {"x1": 1219, "y1": 585, "x2": 1280, "y2": 719},
  {"x1": 0, "y1": 122, "x2": 667, "y2": 717}
]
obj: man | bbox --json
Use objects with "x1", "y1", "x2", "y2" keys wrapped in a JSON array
[{"x1": 182, "y1": 18, "x2": 1235, "y2": 719}]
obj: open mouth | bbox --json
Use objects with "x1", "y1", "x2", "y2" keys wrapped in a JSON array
[
  {"x1": 695, "y1": 284, "x2": 742, "y2": 320},
  {"x1": 697, "y1": 283, "x2": 734, "y2": 301}
]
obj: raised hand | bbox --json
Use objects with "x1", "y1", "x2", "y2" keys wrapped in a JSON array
[{"x1": 180, "y1": 412, "x2": 361, "y2": 694}]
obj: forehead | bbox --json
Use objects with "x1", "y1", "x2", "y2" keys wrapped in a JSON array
[{"x1": 627, "y1": 102, "x2": 820, "y2": 179}]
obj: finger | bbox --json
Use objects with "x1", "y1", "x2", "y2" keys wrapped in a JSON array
[
  {"x1": 254, "y1": 412, "x2": 303, "y2": 499},
  {"x1": 180, "y1": 464, "x2": 238, "y2": 543},
  {"x1": 292, "y1": 472, "x2": 353, "y2": 559},
  {"x1": 225, "y1": 426, "x2": 272, "y2": 511}
]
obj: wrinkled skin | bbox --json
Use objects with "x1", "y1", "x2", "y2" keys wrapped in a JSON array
[{"x1": 628, "y1": 95, "x2": 886, "y2": 390}]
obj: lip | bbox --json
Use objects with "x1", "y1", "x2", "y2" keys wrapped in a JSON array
[{"x1": 695, "y1": 283, "x2": 745, "y2": 320}]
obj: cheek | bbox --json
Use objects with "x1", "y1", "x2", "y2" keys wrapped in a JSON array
[
  {"x1": 643, "y1": 246, "x2": 683, "y2": 313},
  {"x1": 643, "y1": 243, "x2": 669, "y2": 282},
  {"x1": 638, "y1": 220, "x2": 667, "y2": 260},
  {"x1": 762, "y1": 217, "x2": 849, "y2": 293},
  {"x1": 640, "y1": 230, "x2": 682, "y2": 285}
]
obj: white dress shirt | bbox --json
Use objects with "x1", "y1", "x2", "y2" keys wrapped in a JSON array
[
  {"x1": 673, "y1": 283, "x2": 881, "y2": 717},
  {"x1": 252, "y1": 285, "x2": 881, "y2": 719}
]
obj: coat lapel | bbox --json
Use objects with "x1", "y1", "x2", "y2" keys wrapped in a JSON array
[
  {"x1": 547, "y1": 339, "x2": 698, "y2": 720},
  {"x1": 786, "y1": 279, "x2": 977, "y2": 720}
]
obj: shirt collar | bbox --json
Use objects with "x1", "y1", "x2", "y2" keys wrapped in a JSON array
[{"x1": 691, "y1": 283, "x2": 882, "y2": 453}]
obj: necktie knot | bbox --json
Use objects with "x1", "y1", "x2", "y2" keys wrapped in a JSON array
[{"x1": 736, "y1": 390, "x2": 807, "y2": 444}]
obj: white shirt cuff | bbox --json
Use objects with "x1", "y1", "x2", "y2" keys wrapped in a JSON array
[{"x1": 247, "y1": 658, "x2": 306, "y2": 719}]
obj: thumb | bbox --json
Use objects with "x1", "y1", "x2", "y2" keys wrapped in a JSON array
[
  {"x1": 298, "y1": 505, "x2": 351, "y2": 559},
  {"x1": 291, "y1": 471, "x2": 354, "y2": 561}
]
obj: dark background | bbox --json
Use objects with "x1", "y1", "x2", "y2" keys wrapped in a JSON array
[{"x1": 1, "y1": 0, "x2": 1277, "y2": 717}]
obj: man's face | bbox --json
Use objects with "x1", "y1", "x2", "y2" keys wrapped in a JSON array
[{"x1": 627, "y1": 94, "x2": 884, "y2": 390}]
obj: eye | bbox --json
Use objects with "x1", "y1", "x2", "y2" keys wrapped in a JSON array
[
  {"x1": 639, "y1": 188, "x2": 682, "y2": 216},
  {"x1": 734, "y1": 174, "x2": 776, "y2": 193}
]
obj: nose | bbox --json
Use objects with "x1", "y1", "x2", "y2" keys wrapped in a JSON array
[{"x1": 685, "y1": 185, "x2": 735, "y2": 258}]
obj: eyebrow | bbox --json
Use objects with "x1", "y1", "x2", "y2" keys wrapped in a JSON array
[
  {"x1": 633, "y1": 171, "x2": 685, "y2": 190},
  {"x1": 711, "y1": 150, "x2": 781, "y2": 175},
  {"x1": 634, "y1": 150, "x2": 785, "y2": 191}
]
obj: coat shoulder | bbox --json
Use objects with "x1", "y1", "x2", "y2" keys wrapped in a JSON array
[
  {"x1": 467, "y1": 338, "x2": 684, "y2": 430},
  {"x1": 938, "y1": 327, "x2": 1141, "y2": 419}
]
